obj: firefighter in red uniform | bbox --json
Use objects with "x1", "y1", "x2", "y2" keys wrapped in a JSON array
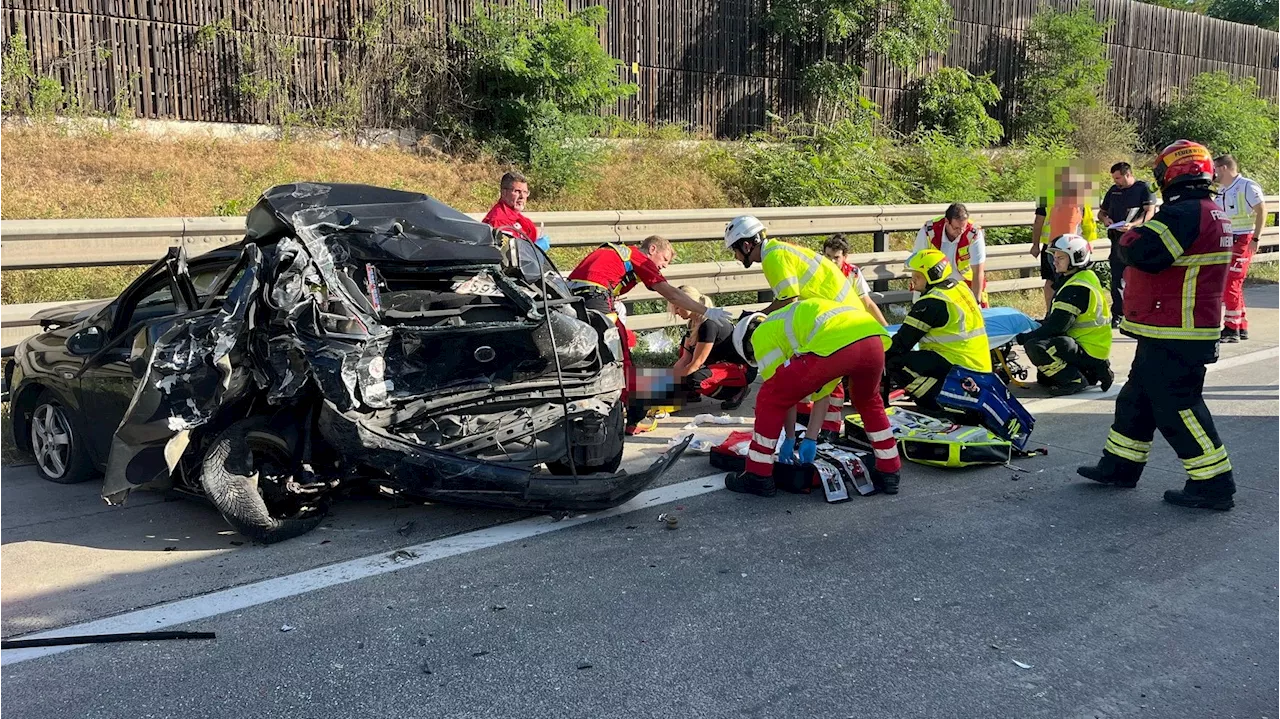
[
  {"x1": 568, "y1": 235, "x2": 730, "y2": 434},
  {"x1": 1077, "y1": 140, "x2": 1237, "y2": 510}
]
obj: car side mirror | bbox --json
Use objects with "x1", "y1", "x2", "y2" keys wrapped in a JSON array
[{"x1": 67, "y1": 327, "x2": 105, "y2": 356}]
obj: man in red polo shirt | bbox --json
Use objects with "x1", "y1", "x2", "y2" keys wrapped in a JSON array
[
  {"x1": 569, "y1": 235, "x2": 730, "y2": 434},
  {"x1": 482, "y1": 171, "x2": 542, "y2": 247}
]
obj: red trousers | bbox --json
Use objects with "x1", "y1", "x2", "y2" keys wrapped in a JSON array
[
  {"x1": 745, "y1": 336, "x2": 901, "y2": 476},
  {"x1": 691, "y1": 362, "x2": 751, "y2": 398},
  {"x1": 1223, "y1": 234, "x2": 1254, "y2": 331}
]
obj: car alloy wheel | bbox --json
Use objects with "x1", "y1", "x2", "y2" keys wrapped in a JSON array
[{"x1": 31, "y1": 402, "x2": 74, "y2": 481}]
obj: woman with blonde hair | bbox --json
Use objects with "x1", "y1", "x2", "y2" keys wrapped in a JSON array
[{"x1": 669, "y1": 286, "x2": 755, "y2": 410}]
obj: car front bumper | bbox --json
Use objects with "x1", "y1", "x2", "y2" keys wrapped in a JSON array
[{"x1": 319, "y1": 403, "x2": 691, "y2": 511}]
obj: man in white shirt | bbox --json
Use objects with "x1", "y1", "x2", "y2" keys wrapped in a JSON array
[
  {"x1": 912, "y1": 203, "x2": 988, "y2": 306},
  {"x1": 1212, "y1": 155, "x2": 1267, "y2": 342}
]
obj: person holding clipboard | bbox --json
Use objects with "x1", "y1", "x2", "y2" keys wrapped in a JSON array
[{"x1": 1098, "y1": 162, "x2": 1158, "y2": 328}]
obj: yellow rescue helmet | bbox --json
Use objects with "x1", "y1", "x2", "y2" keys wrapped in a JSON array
[{"x1": 906, "y1": 248, "x2": 951, "y2": 285}]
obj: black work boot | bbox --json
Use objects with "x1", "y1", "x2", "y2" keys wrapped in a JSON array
[
  {"x1": 1163, "y1": 476, "x2": 1235, "y2": 511},
  {"x1": 1098, "y1": 366, "x2": 1115, "y2": 392},
  {"x1": 725, "y1": 471, "x2": 777, "y2": 497},
  {"x1": 1077, "y1": 457, "x2": 1140, "y2": 488},
  {"x1": 1047, "y1": 377, "x2": 1089, "y2": 396},
  {"x1": 1240, "y1": 329, "x2": 1249, "y2": 341},
  {"x1": 871, "y1": 469, "x2": 900, "y2": 495},
  {"x1": 720, "y1": 385, "x2": 750, "y2": 411},
  {"x1": 1220, "y1": 328, "x2": 1240, "y2": 343}
]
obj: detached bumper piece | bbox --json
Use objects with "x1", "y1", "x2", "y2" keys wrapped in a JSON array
[{"x1": 320, "y1": 407, "x2": 691, "y2": 511}]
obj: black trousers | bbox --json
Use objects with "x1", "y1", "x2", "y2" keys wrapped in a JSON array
[
  {"x1": 1109, "y1": 256, "x2": 1125, "y2": 323},
  {"x1": 1022, "y1": 336, "x2": 1109, "y2": 388},
  {"x1": 887, "y1": 350, "x2": 950, "y2": 407},
  {"x1": 1099, "y1": 340, "x2": 1233, "y2": 484},
  {"x1": 1106, "y1": 229, "x2": 1125, "y2": 322}
]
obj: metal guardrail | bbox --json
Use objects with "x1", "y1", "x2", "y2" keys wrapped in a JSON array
[
  {"x1": 0, "y1": 201, "x2": 1042, "y2": 270},
  {"x1": 2, "y1": 200, "x2": 1277, "y2": 348}
]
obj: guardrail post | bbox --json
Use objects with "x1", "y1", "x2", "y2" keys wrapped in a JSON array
[{"x1": 872, "y1": 230, "x2": 889, "y2": 292}]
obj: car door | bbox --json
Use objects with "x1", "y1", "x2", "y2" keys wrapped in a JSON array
[
  {"x1": 75, "y1": 248, "x2": 214, "y2": 463},
  {"x1": 99, "y1": 245, "x2": 262, "y2": 505}
]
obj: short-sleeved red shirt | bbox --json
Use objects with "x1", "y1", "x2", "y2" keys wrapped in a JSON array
[
  {"x1": 568, "y1": 245, "x2": 667, "y2": 296},
  {"x1": 481, "y1": 201, "x2": 537, "y2": 242}
]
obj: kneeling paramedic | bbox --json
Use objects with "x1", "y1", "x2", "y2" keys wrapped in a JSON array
[
  {"x1": 885, "y1": 248, "x2": 991, "y2": 419},
  {"x1": 568, "y1": 236, "x2": 731, "y2": 434},
  {"x1": 723, "y1": 298, "x2": 902, "y2": 497},
  {"x1": 1077, "y1": 139, "x2": 1237, "y2": 511},
  {"x1": 1015, "y1": 234, "x2": 1115, "y2": 395},
  {"x1": 724, "y1": 215, "x2": 876, "y2": 439},
  {"x1": 669, "y1": 286, "x2": 754, "y2": 410}
]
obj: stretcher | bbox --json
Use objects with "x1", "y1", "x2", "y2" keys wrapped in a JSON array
[
  {"x1": 845, "y1": 308, "x2": 1042, "y2": 468},
  {"x1": 885, "y1": 306, "x2": 1041, "y2": 390}
]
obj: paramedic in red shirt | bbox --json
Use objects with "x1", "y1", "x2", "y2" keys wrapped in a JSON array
[
  {"x1": 481, "y1": 171, "x2": 541, "y2": 247},
  {"x1": 568, "y1": 235, "x2": 731, "y2": 433}
]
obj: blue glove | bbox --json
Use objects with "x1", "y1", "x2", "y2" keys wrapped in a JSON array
[
  {"x1": 535, "y1": 236, "x2": 551, "y2": 252},
  {"x1": 777, "y1": 436, "x2": 796, "y2": 464},
  {"x1": 798, "y1": 438, "x2": 818, "y2": 465}
]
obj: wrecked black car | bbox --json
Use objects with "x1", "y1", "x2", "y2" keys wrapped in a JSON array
[{"x1": 6, "y1": 183, "x2": 689, "y2": 542}]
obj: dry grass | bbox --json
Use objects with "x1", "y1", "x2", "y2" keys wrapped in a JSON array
[
  {"x1": 0, "y1": 127, "x2": 736, "y2": 220},
  {"x1": 0, "y1": 127, "x2": 739, "y2": 304},
  {"x1": 1247, "y1": 257, "x2": 1278, "y2": 284}
]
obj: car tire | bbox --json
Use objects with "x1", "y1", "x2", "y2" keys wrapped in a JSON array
[
  {"x1": 29, "y1": 391, "x2": 95, "y2": 485},
  {"x1": 199, "y1": 417, "x2": 327, "y2": 544},
  {"x1": 547, "y1": 402, "x2": 625, "y2": 475}
]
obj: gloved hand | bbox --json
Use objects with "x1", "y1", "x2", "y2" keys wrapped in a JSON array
[
  {"x1": 1015, "y1": 332, "x2": 1028, "y2": 345},
  {"x1": 798, "y1": 438, "x2": 818, "y2": 464},
  {"x1": 703, "y1": 306, "x2": 732, "y2": 324},
  {"x1": 777, "y1": 436, "x2": 796, "y2": 464}
]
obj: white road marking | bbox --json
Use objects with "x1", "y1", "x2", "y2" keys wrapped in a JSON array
[
  {"x1": 1, "y1": 472, "x2": 729, "y2": 666},
  {"x1": 1019, "y1": 346, "x2": 1279, "y2": 414}
]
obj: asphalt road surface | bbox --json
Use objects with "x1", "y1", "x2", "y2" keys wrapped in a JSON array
[{"x1": 3, "y1": 286, "x2": 1277, "y2": 718}]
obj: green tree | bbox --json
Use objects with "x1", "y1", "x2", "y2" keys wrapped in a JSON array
[
  {"x1": 1016, "y1": 1, "x2": 1112, "y2": 140},
  {"x1": 452, "y1": 1, "x2": 637, "y2": 191},
  {"x1": 768, "y1": 0, "x2": 952, "y2": 122},
  {"x1": 1155, "y1": 71, "x2": 1279, "y2": 190},
  {"x1": 1138, "y1": 0, "x2": 1210, "y2": 12},
  {"x1": 1206, "y1": 0, "x2": 1279, "y2": 29},
  {"x1": 915, "y1": 67, "x2": 1003, "y2": 147}
]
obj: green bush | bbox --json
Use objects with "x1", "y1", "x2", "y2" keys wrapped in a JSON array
[
  {"x1": 1067, "y1": 102, "x2": 1140, "y2": 160},
  {"x1": 1155, "y1": 71, "x2": 1279, "y2": 192},
  {"x1": 915, "y1": 68, "x2": 1003, "y2": 147},
  {"x1": 451, "y1": 1, "x2": 637, "y2": 194},
  {"x1": 1016, "y1": 1, "x2": 1112, "y2": 141},
  {"x1": 730, "y1": 115, "x2": 910, "y2": 207},
  {"x1": 892, "y1": 131, "x2": 993, "y2": 203}
]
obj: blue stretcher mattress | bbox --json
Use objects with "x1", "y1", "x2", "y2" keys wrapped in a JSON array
[{"x1": 886, "y1": 306, "x2": 1041, "y2": 350}]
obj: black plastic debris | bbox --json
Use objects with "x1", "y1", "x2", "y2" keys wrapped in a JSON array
[{"x1": 2, "y1": 630, "x2": 216, "y2": 649}]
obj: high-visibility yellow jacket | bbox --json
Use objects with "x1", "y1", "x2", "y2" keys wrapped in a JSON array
[
  {"x1": 760, "y1": 239, "x2": 860, "y2": 306},
  {"x1": 752, "y1": 298, "x2": 889, "y2": 399}
]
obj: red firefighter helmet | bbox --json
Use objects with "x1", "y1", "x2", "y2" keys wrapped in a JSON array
[{"x1": 1152, "y1": 139, "x2": 1213, "y2": 190}]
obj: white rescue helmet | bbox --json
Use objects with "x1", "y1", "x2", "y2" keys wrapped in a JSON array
[
  {"x1": 1049, "y1": 233, "x2": 1091, "y2": 269},
  {"x1": 724, "y1": 215, "x2": 766, "y2": 251},
  {"x1": 732, "y1": 312, "x2": 767, "y2": 367}
]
